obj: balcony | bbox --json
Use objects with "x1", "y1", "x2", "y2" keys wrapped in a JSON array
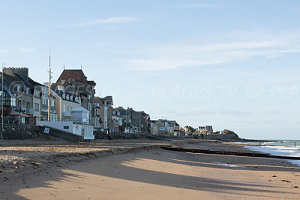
[
  {"x1": 14, "y1": 107, "x2": 33, "y2": 114},
  {"x1": 41, "y1": 104, "x2": 48, "y2": 111},
  {"x1": 62, "y1": 112, "x2": 71, "y2": 117}
]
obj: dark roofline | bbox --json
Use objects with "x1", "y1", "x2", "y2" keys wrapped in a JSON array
[
  {"x1": 28, "y1": 77, "x2": 43, "y2": 87},
  {"x1": 87, "y1": 80, "x2": 96, "y2": 86},
  {"x1": 56, "y1": 69, "x2": 88, "y2": 84}
]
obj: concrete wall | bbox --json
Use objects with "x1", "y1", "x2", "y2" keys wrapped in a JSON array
[
  {"x1": 200, "y1": 133, "x2": 239, "y2": 140},
  {"x1": 72, "y1": 124, "x2": 94, "y2": 140},
  {"x1": 37, "y1": 126, "x2": 82, "y2": 142},
  {"x1": 37, "y1": 121, "x2": 74, "y2": 134},
  {"x1": 37, "y1": 121, "x2": 94, "y2": 140}
]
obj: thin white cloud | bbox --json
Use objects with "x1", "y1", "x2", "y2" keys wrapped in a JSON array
[
  {"x1": 71, "y1": 16, "x2": 137, "y2": 27},
  {"x1": 219, "y1": 111, "x2": 253, "y2": 116},
  {"x1": 127, "y1": 31, "x2": 300, "y2": 71},
  {"x1": 0, "y1": 49, "x2": 9, "y2": 53},
  {"x1": 18, "y1": 48, "x2": 35, "y2": 53},
  {"x1": 171, "y1": 3, "x2": 220, "y2": 8}
]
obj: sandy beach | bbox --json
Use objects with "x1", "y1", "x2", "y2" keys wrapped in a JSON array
[{"x1": 0, "y1": 139, "x2": 299, "y2": 199}]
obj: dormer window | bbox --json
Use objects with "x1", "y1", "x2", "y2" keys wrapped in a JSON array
[{"x1": 62, "y1": 94, "x2": 65, "y2": 99}]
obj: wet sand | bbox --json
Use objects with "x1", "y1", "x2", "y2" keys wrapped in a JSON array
[{"x1": 1, "y1": 140, "x2": 299, "y2": 200}]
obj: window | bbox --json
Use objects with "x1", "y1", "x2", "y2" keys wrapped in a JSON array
[
  {"x1": 11, "y1": 97, "x2": 16, "y2": 107},
  {"x1": 22, "y1": 100, "x2": 26, "y2": 106},
  {"x1": 42, "y1": 87, "x2": 48, "y2": 96},
  {"x1": 42, "y1": 97, "x2": 47, "y2": 105},
  {"x1": 53, "y1": 114, "x2": 57, "y2": 121},
  {"x1": 26, "y1": 102, "x2": 30, "y2": 109},
  {"x1": 34, "y1": 89, "x2": 40, "y2": 98},
  {"x1": 51, "y1": 100, "x2": 55, "y2": 107},
  {"x1": 17, "y1": 100, "x2": 21, "y2": 107},
  {"x1": 34, "y1": 103, "x2": 39, "y2": 111},
  {"x1": 63, "y1": 126, "x2": 69, "y2": 129}
]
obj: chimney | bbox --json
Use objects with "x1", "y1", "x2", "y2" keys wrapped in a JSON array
[{"x1": 3, "y1": 67, "x2": 29, "y2": 80}]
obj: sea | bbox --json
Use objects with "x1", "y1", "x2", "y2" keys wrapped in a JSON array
[{"x1": 239, "y1": 140, "x2": 300, "y2": 166}]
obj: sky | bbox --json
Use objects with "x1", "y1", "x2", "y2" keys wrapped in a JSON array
[{"x1": 1, "y1": 0, "x2": 300, "y2": 140}]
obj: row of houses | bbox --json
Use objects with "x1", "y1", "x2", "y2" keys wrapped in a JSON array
[
  {"x1": 1, "y1": 67, "x2": 180, "y2": 137},
  {"x1": 0, "y1": 68, "x2": 102, "y2": 129}
]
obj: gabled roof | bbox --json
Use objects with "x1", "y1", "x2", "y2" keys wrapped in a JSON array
[
  {"x1": 87, "y1": 80, "x2": 96, "y2": 86},
  {"x1": 57, "y1": 69, "x2": 88, "y2": 84},
  {"x1": 103, "y1": 96, "x2": 113, "y2": 105},
  {"x1": 71, "y1": 106, "x2": 89, "y2": 113},
  {"x1": 2, "y1": 73, "x2": 19, "y2": 83},
  {"x1": 93, "y1": 97, "x2": 103, "y2": 104},
  {"x1": 28, "y1": 77, "x2": 43, "y2": 87}
]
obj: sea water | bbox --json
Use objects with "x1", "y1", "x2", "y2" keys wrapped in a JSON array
[{"x1": 242, "y1": 140, "x2": 300, "y2": 166}]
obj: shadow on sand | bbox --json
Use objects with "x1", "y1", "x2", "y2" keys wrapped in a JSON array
[{"x1": 1, "y1": 148, "x2": 300, "y2": 199}]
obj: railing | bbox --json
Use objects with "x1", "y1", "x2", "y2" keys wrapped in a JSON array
[
  {"x1": 13, "y1": 107, "x2": 33, "y2": 114},
  {"x1": 62, "y1": 112, "x2": 71, "y2": 117}
]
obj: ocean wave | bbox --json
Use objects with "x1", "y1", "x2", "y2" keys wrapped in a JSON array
[{"x1": 244, "y1": 145, "x2": 300, "y2": 166}]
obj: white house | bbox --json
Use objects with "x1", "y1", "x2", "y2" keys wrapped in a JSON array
[{"x1": 37, "y1": 106, "x2": 94, "y2": 140}]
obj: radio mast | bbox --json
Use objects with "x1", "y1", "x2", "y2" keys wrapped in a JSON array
[{"x1": 48, "y1": 45, "x2": 52, "y2": 121}]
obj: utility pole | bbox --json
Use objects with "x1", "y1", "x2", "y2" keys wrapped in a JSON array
[
  {"x1": 1, "y1": 63, "x2": 4, "y2": 140},
  {"x1": 48, "y1": 46, "x2": 52, "y2": 121},
  {"x1": 126, "y1": 107, "x2": 128, "y2": 133}
]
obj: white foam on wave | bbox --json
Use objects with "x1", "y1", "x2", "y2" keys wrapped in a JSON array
[
  {"x1": 244, "y1": 145, "x2": 300, "y2": 166},
  {"x1": 213, "y1": 162, "x2": 246, "y2": 168}
]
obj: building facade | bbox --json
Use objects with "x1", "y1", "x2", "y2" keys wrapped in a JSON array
[{"x1": 151, "y1": 119, "x2": 179, "y2": 135}]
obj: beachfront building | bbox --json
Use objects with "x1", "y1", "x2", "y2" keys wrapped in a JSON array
[
  {"x1": 93, "y1": 96, "x2": 113, "y2": 132},
  {"x1": 34, "y1": 83, "x2": 57, "y2": 122},
  {"x1": 50, "y1": 89, "x2": 81, "y2": 121},
  {"x1": 37, "y1": 106, "x2": 94, "y2": 140},
  {"x1": 206, "y1": 126, "x2": 213, "y2": 133},
  {"x1": 125, "y1": 108, "x2": 150, "y2": 134},
  {"x1": 91, "y1": 99, "x2": 101, "y2": 131},
  {"x1": 151, "y1": 119, "x2": 180, "y2": 136},
  {"x1": 52, "y1": 69, "x2": 96, "y2": 124},
  {"x1": 111, "y1": 109, "x2": 123, "y2": 133},
  {"x1": 196, "y1": 125, "x2": 214, "y2": 135},
  {"x1": 1, "y1": 67, "x2": 57, "y2": 125}
]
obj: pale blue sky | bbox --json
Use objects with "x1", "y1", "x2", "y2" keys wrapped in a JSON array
[{"x1": 1, "y1": 0, "x2": 300, "y2": 139}]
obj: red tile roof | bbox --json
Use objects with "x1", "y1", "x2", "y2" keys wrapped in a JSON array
[{"x1": 57, "y1": 69, "x2": 88, "y2": 84}]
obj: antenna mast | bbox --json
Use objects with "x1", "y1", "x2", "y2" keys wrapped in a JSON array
[
  {"x1": 1, "y1": 63, "x2": 5, "y2": 140},
  {"x1": 48, "y1": 45, "x2": 52, "y2": 121}
]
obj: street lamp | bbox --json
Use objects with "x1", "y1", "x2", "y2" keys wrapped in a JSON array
[{"x1": 1, "y1": 63, "x2": 5, "y2": 140}]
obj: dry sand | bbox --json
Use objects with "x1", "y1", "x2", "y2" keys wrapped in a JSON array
[{"x1": 0, "y1": 139, "x2": 300, "y2": 199}]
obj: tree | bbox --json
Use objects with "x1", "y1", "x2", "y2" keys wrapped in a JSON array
[{"x1": 184, "y1": 125, "x2": 195, "y2": 133}]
